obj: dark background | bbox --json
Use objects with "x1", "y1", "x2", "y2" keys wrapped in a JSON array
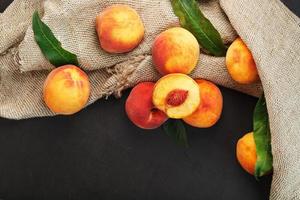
[{"x1": 0, "y1": 1, "x2": 299, "y2": 200}]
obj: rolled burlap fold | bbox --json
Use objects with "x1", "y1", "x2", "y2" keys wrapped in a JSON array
[{"x1": 0, "y1": 0, "x2": 299, "y2": 199}]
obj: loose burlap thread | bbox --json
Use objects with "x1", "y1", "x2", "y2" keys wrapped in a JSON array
[{"x1": 0, "y1": 0, "x2": 300, "y2": 199}]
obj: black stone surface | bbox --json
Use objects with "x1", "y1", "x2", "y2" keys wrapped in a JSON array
[{"x1": 0, "y1": 1, "x2": 298, "y2": 200}]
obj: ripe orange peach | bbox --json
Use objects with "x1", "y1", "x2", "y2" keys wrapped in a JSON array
[
  {"x1": 226, "y1": 38, "x2": 259, "y2": 84},
  {"x1": 96, "y1": 4, "x2": 145, "y2": 53},
  {"x1": 152, "y1": 27, "x2": 200, "y2": 75},
  {"x1": 183, "y1": 79, "x2": 223, "y2": 128},
  {"x1": 43, "y1": 65, "x2": 91, "y2": 115},
  {"x1": 125, "y1": 82, "x2": 168, "y2": 129},
  {"x1": 236, "y1": 132, "x2": 257, "y2": 175},
  {"x1": 152, "y1": 73, "x2": 200, "y2": 119}
]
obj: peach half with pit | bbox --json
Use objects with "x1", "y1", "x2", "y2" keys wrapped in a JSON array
[
  {"x1": 43, "y1": 65, "x2": 91, "y2": 115},
  {"x1": 96, "y1": 4, "x2": 145, "y2": 53},
  {"x1": 152, "y1": 27, "x2": 200, "y2": 75},
  {"x1": 183, "y1": 79, "x2": 223, "y2": 128},
  {"x1": 152, "y1": 73, "x2": 201, "y2": 119},
  {"x1": 125, "y1": 82, "x2": 168, "y2": 129}
]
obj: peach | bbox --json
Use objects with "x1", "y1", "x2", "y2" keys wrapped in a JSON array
[
  {"x1": 152, "y1": 27, "x2": 200, "y2": 75},
  {"x1": 236, "y1": 132, "x2": 257, "y2": 175},
  {"x1": 43, "y1": 65, "x2": 91, "y2": 115},
  {"x1": 226, "y1": 37, "x2": 259, "y2": 84},
  {"x1": 152, "y1": 73, "x2": 200, "y2": 119},
  {"x1": 96, "y1": 4, "x2": 145, "y2": 53},
  {"x1": 183, "y1": 79, "x2": 223, "y2": 128},
  {"x1": 125, "y1": 82, "x2": 168, "y2": 129}
]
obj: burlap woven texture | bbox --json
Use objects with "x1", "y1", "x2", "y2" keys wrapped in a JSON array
[{"x1": 0, "y1": 0, "x2": 299, "y2": 199}]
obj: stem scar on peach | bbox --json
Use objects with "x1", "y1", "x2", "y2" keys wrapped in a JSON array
[
  {"x1": 96, "y1": 4, "x2": 145, "y2": 53},
  {"x1": 43, "y1": 65, "x2": 91, "y2": 115},
  {"x1": 183, "y1": 79, "x2": 223, "y2": 128},
  {"x1": 152, "y1": 73, "x2": 200, "y2": 119},
  {"x1": 152, "y1": 27, "x2": 200, "y2": 75},
  {"x1": 125, "y1": 82, "x2": 168, "y2": 129},
  {"x1": 236, "y1": 132, "x2": 257, "y2": 175},
  {"x1": 226, "y1": 37, "x2": 259, "y2": 84}
]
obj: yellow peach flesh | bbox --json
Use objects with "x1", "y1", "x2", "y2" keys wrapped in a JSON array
[{"x1": 152, "y1": 73, "x2": 200, "y2": 119}]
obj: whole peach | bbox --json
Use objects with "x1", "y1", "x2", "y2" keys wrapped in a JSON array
[
  {"x1": 125, "y1": 82, "x2": 168, "y2": 129},
  {"x1": 183, "y1": 79, "x2": 223, "y2": 128},
  {"x1": 96, "y1": 4, "x2": 145, "y2": 53},
  {"x1": 226, "y1": 38, "x2": 259, "y2": 84},
  {"x1": 152, "y1": 27, "x2": 200, "y2": 75},
  {"x1": 43, "y1": 65, "x2": 90, "y2": 115},
  {"x1": 236, "y1": 132, "x2": 257, "y2": 175}
]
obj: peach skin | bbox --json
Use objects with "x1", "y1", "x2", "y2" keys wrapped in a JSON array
[
  {"x1": 96, "y1": 4, "x2": 145, "y2": 53},
  {"x1": 236, "y1": 132, "x2": 257, "y2": 175},
  {"x1": 183, "y1": 79, "x2": 223, "y2": 128},
  {"x1": 152, "y1": 73, "x2": 200, "y2": 119},
  {"x1": 152, "y1": 27, "x2": 200, "y2": 75},
  {"x1": 43, "y1": 65, "x2": 91, "y2": 115},
  {"x1": 226, "y1": 37, "x2": 259, "y2": 84},
  {"x1": 125, "y1": 82, "x2": 168, "y2": 129}
]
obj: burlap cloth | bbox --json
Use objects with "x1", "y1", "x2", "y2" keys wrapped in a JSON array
[{"x1": 0, "y1": 0, "x2": 299, "y2": 199}]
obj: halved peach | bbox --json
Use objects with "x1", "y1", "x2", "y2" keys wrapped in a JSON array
[
  {"x1": 183, "y1": 79, "x2": 223, "y2": 128},
  {"x1": 226, "y1": 38, "x2": 259, "y2": 84},
  {"x1": 125, "y1": 82, "x2": 168, "y2": 129},
  {"x1": 152, "y1": 27, "x2": 200, "y2": 75},
  {"x1": 43, "y1": 65, "x2": 91, "y2": 115},
  {"x1": 96, "y1": 4, "x2": 145, "y2": 53},
  {"x1": 152, "y1": 73, "x2": 200, "y2": 119}
]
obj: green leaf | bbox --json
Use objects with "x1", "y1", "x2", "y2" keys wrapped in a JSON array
[
  {"x1": 32, "y1": 11, "x2": 79, "y2": 67},
  {"x1": 170, "y1": 0, "x2": 227, "y2": 56},
  {"x1": 253, "y1": 94, "x2": 273, "y2": 178},
  {"x1": 163, "y1": 119, "x2": 189, "y2": 148}
]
